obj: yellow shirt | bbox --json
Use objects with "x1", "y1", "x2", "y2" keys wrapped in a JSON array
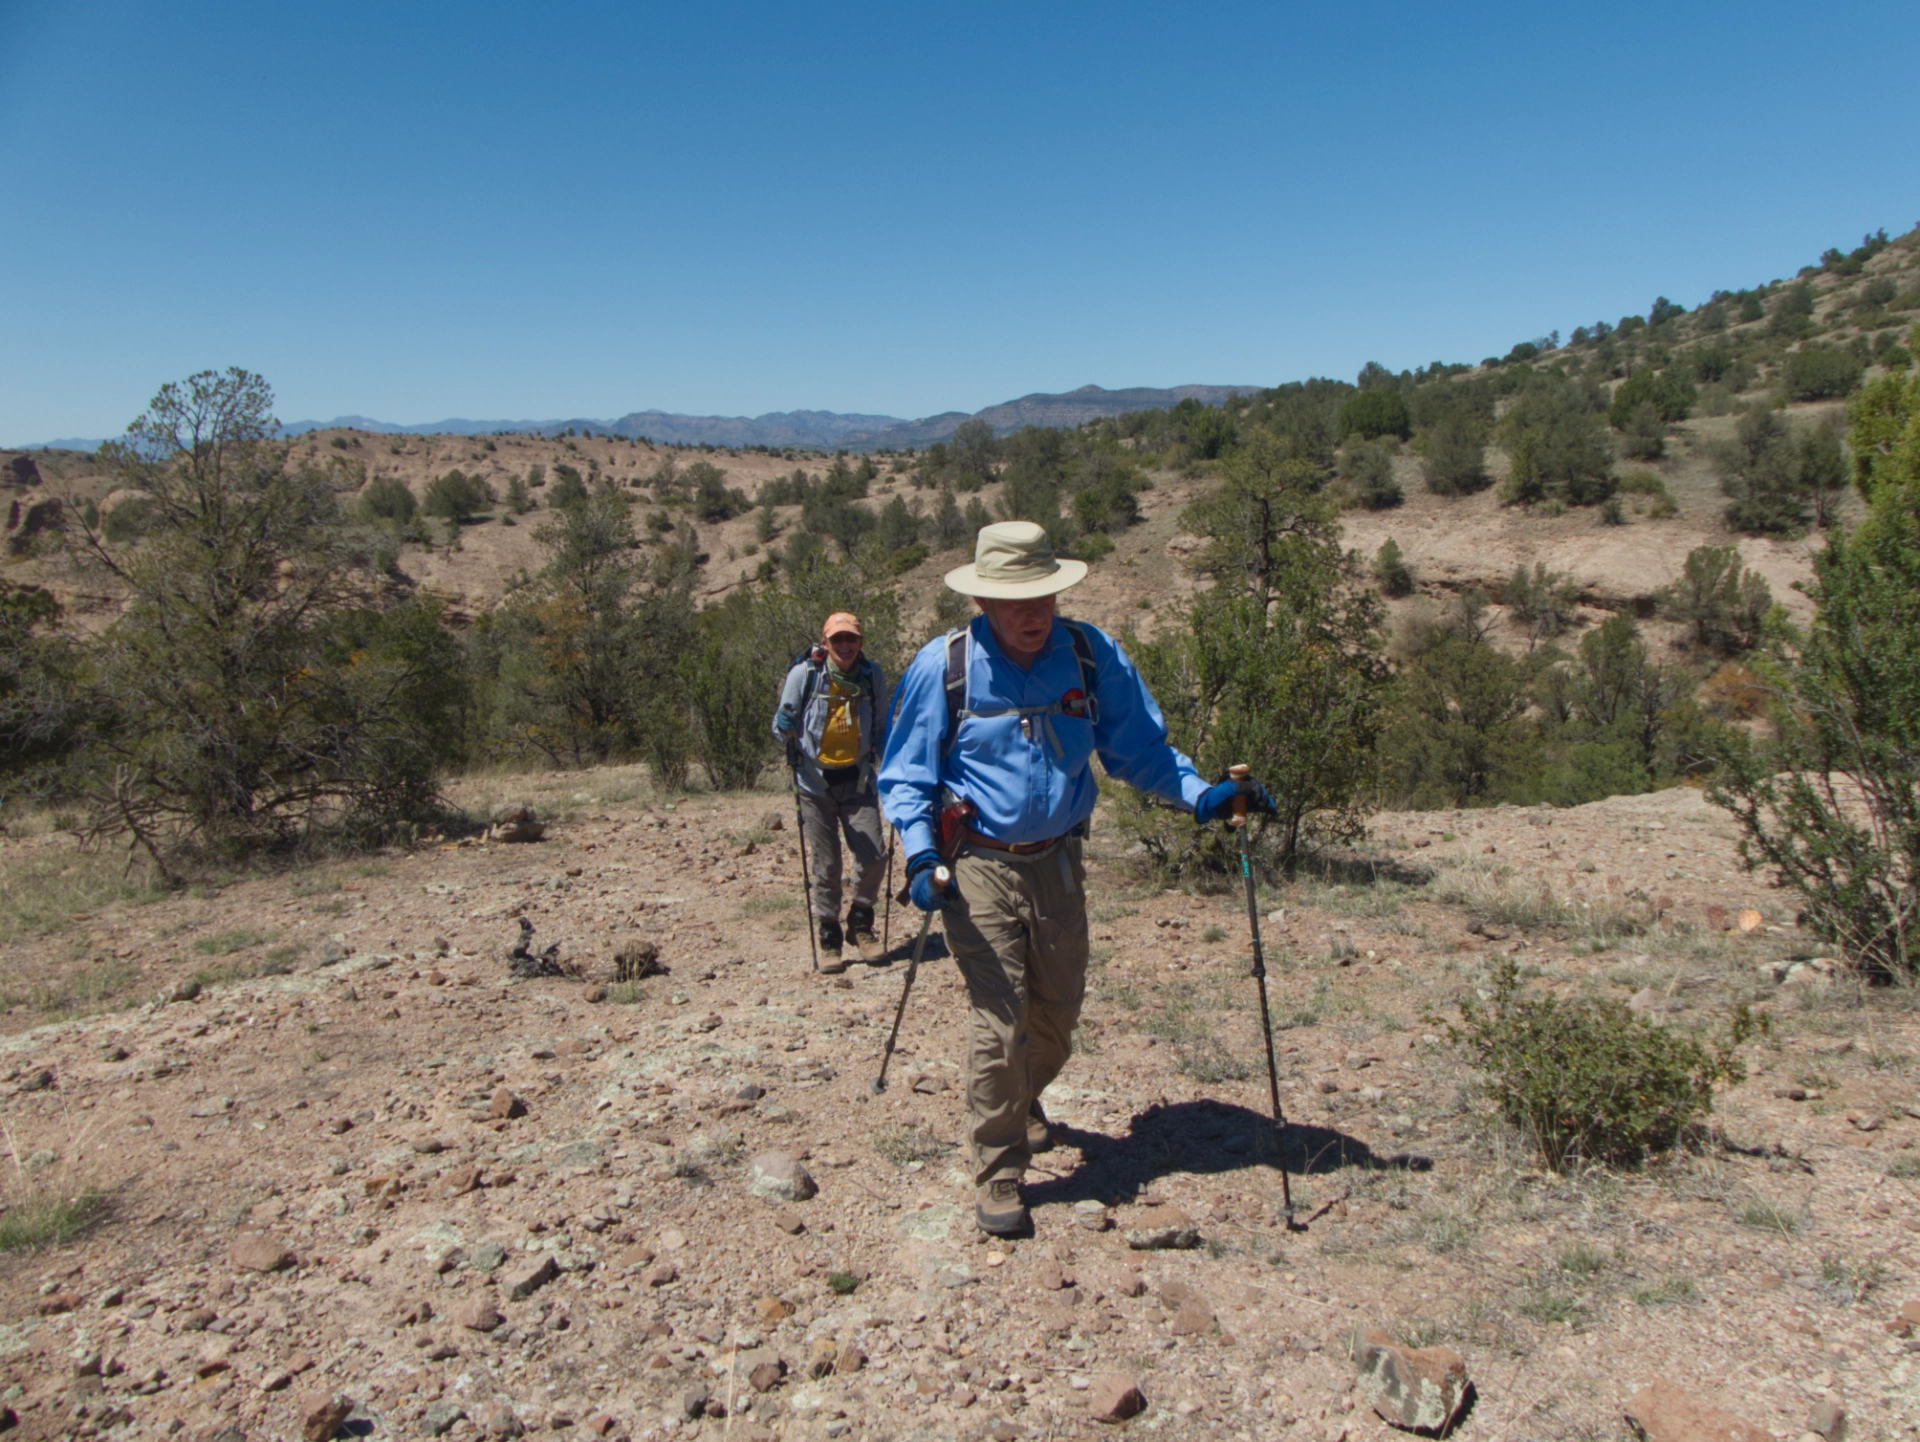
[{"x1": 816, "y1": 677, "x2": 862, "y2": 768}]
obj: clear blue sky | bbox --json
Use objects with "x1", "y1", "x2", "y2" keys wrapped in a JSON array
[{"x1": 3, "y1": 0, "x2": 1915, "y2": 444}]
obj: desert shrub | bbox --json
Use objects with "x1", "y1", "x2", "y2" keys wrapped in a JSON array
[
  {"x1": 689, "y1": 462, "x2": 749, "y2": 522},
  {"x1": 1618, "y1": 402, "x2": 1667, "y2": 460},
  {"x1": 1709, "y1": 459, "x2": 1920, "y2": 977},
  {"x1": 1609, "y1": 369, "x2": 1695, "y2": 428},
  {"x1": 1504, "y1": 562, "x2": 1580, "y2": 649},
  {"x1": 1769, "y1": 282, "x2": 1815, "y2": 339},
  {"x1": 1451, "y1": 958, "x2": 1757, "y2": 1170},
  {"x1": 1117, "y1": 437, "x2": 1388, "y2": 877},
  {"x1": 1689, "y1": 345, "x2": 1734, "y2": 384},
  {"x1": 1846, "y1": 365, "x2": 1919, "y2": 500},
  {"x1": 504, "y1": 475, "x2": 534, "y2": 515},
  {"x1": 1381, "y1": 632, "x2": 1537, "y2": 808},
  {"x1": 358, "y1": 476, "x2": 416, "y2": 524},
  {"x1": 1784, "y1": 348, "x2": 1865, "y2": 402},
  {"x1": 475, "y1": 484, "x2": 693, "y2": 770},
  {"x1": 1340, "y1": 438, "x2": 1403, "y2": 509},
  {"x1": 1337, "y1": 389, "x2": 1411, "y2": 442},
  {"x1": 423, "y1": 469, "x2": 494, "y2": 524},
  {"x1": 682, "y1": 592, "x2": 774, "y2": 791},
  {"x1": 1800, "y1": 417, "x2": 1849, "y2": 527},
  {"x1": 1661, "y1": 545, "x2": 1773, "y2": 654},
  {"x1": 548, "y1": 464, "x2": 589, "y2": 508},
  {"x1": 1502, "y1": 383, "x2": 1615, "y2": 507},
  {"x1": 1421, "y1": 411, "x2": 1491, "y2": 496},
  {"x1": 0, "y1": 582, "x2": 80, "y2": 797},
  {"x1": 1718, "y1": 407, "x2": 1808, "y2": 534},
  {"x1": 1373, "y1": 538, "x2": 1413, "y2": 597},
  {"x1": 72, "y1": 370, "x2": 467, "y2": 862}
]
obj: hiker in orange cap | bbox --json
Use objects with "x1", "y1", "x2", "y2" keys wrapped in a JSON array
[{"x1": 771, "y1": 613, "x2": 889, "y2": 971}]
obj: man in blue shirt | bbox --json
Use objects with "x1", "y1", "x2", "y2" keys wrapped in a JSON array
[{"x1": 879, "y1": 522, "x2": 1275, "y2": 1235}]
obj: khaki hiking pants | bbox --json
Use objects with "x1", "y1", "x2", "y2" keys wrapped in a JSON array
[
  {"x1": 943, "y1": 837, "x2": 1089, "y2": 1185},
  {"x1": 798, "y1": 777, "x2": 887, "y2": 924}
]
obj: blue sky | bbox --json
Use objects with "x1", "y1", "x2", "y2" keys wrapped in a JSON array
[{"x1": 3, "y1": 0, "x2": 1915, "y2": 444}]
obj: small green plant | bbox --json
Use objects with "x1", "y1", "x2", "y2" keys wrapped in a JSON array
[
  {"x1": 191, "y1": 928, "x2": 270, "y2": 956},
  {"x1": 0, "y1": 1188, "x2": 104, "y2": 1252},
  {"x1": 1630, "y1": 1276, "x2": 1697, "y2": 1307},
  {"x1": 1200, "y1": 924, "x2": 1226, "y2": 944},
  {"x1": 1735, "y1": 1198, "x2": 1801, "y2": 1234},
  {"x1": 1817, "y1": 1257, "x2": 1888, "y2": 1306},
  {"x1": 1451, "y1": 958, "x2": 1758, "y2": 1170},
  {"x1": 873, "y1": 1125, "x2": 953, "y2": 1167},
  {"x1": 828, "y1": 1271, "x2": 860, "y2": 1295},
  {"x1": 606, "y1": 981, "x2": 647, "y2": 1005},
  {"x1": 1518, "y1": 1280, "x2": 1586, "y2": 1328},
  {"x1": 1558, "y1": 1243, "x2": 1607, "y2": 1278}
]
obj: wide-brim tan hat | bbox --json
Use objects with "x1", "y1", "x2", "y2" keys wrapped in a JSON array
[{"x1": 944, "y1": 520, "x2": 1088, "y2": 599}]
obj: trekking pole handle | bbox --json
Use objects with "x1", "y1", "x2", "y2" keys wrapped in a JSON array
[{"x1": 1229, "y1": 763, "x2": 1250, "y2": 829}]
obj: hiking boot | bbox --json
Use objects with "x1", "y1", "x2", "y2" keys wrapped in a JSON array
[
  {"x1": 846, "y1": 905, "x2": 884, "y2": 963},
  {"x1": 975, "y1": 1177, "x2": 1028, "y2": 1236},
  {"x1": 1027, "y1": 1100, "x2": 1054, "y2": 1154},
  {"x1": 818, "y1": 918, "x2": 846, "y2": 974}
]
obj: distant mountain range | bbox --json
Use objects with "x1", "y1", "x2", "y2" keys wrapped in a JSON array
[{"x1": 15, "y1": 383, "x2": 1262, "y2": 453}]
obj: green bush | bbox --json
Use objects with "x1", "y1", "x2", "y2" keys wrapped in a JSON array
[
  {"x1": 1783, "y1": 348, "x2": 1865, "y2": 402},
  {"x1": 1718, "y1": 407, "x2": 1808, "y2": 534},
  {"x1": 423, "y1": 469, "x2": 494, "y2": 524},
  {"x1": 1337, "y1": 389, "x2": 1411, "y2": 442},
  {"x1": 1769, "y1": 282, "x2": 1815, "y2": 339},
  {"x1": 1661, "y1": 545, "x2": 1772, "y2": 654},
  {"x1": 1609, "y1": 369, "x2": 1695, "y2": 428},
  {"x1": 358, "y1": 476, "x2": 417, "y2": 524},
  {"x1": 1373, "y1": 538, "x2": 1413, "y2": 597},
  {"x1": 1502, "y1": 385, "x2": 1615, "y2": 507},
  {"x1": 1339, "y1": 438, "x2": 1403, "y2": 508},
  {"x1": 1451, "y1": 959, "x2": 1757, "y2": 1170},
  {"x1": 1119, "y1": 438, "x2": 1389, "y2": 876},
  {"x1": 78, "y1": 369, "x2": 468, "y2": 860},
  {"x1": 1710, "y1": 454, "x2": 1920, "y2": 977},
  {"x1": 1421, "y1": 412, "x2": 1490, "y2": 496}
]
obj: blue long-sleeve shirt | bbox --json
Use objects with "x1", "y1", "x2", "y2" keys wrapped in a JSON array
[{"x1": 879, "y1": 614, "x2": 1209, "y2": 857}]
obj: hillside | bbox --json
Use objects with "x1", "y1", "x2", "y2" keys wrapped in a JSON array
[{"x1": 0, "y1": 227, "x2": 1917, "y2": 1442}]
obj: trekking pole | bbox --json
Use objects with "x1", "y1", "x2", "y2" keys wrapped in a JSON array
[
  {"x1": 870, "y1": 865, "x2": 950, "y2": 1094},
  {"x1": 788, "y1": 753, "x2": 820, "y2": 974},
  {"x1": 1229, "y1": 763, "x2": 1296, "y2": 1224},
  {"x1": 881, "y1": 828, "x2": 897, "y2": 956}
]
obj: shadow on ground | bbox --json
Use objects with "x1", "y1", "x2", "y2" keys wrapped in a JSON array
[{"x1": 1024, "y1": 1098, "x2": 1431, "y2": 1211}]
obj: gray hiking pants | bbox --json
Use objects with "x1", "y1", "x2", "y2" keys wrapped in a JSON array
[
  {"x1": 943, "y1": 837, "x2": 1089, "y2": 1185},
  {"x1": 798, "y1": 775, "x2": 887, "y2": 924}
]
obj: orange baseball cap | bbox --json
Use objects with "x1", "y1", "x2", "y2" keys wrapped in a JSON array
[{"x1": 823, "y1": 612, "x2": 862, "y2": 639}]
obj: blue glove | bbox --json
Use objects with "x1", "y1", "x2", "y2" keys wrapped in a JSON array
[
  {"x1": 774, "y1": 706, "x2": 798, "y2": 736},
  {"x1": 907, "y1": 851, "x2": 954, "y2": 912},
  {"x1": 1195, "y1": 773, "x2": 1277, "y2": 826}
]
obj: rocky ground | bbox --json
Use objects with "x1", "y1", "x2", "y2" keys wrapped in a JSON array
[{"x1": 0, "y1": 770, "x2": 1915, "y2": 1442}]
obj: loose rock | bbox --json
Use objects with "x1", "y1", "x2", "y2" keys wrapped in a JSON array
[
  {"x1": 747, "y1": 1150, "x2": 817, "y2": 1202},
  {"x1": 1089, "y1": 1375, "x2": 1147, "y2": 1423},
  {"x1": 300, "y1": 1390, "x2": 355, "y2": 1442},
  {"x1": 1624, "y1": 1380, "x2": 1771, "y2": 1442},
  {"x1": 229, "y1": 1233, "x2": 294, "y2": 1273},
  {"x1": 1123, "y1": 1205, "x2": 1200, "y2": 1250},
  {"x1": 503, "y1": 1254, "x2": 558, "y2": 1301},
  {"x1": 1351, "y1": 1327, "x2": 1469, "y2": 1432}
]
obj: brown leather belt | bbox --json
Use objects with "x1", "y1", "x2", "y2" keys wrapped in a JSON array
[{"x1": 965, "y1": 828, "x2": 1069, "y2": 856}]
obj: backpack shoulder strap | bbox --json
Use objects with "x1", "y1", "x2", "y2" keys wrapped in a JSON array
[
  {"x1": 941, "y1": 628, "x2": 968, "y2": 756},
  {"x1": 795, "y1": 651, "x2": 826, "y2": 712},
  {"x1": 1059, "y1": 619, "x2": 1100, "y2": 721}
]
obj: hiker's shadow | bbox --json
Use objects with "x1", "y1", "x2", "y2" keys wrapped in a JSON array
[{"x1": 1023, "y1": 1098, "x2": 1430, "y2": 1211}]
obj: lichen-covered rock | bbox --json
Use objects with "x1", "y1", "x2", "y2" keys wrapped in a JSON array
[{"x1": 1351, "y1": 1327, "x2": 1469, "y2": 1432}]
